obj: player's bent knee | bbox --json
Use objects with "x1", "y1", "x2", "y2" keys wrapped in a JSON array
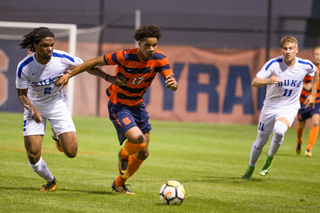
[
  {"x1": 62, "y1": 143, "x2": 78, "y2": 158},
  {"x1": 273, "y1": 121, "x2": 288, "y2": 141},
  {"x1": 27, "y1": 153, "x2": 41, "y2": 164},
  {"x1": 26, "y1": 147, "x2": 41, "y2": 158},
  {"x1": 273, "y1": 129, "x2": 285, "y2": 138},
  {"x1": 65, "y1": 152, "x2": 77, "y2": 158},
  {"x1": 59, "y1": 134, "x2": 78, "y2": 158},
  {"x1": 64, "y1": 149, "x2": 77, "y2": 158},
  {"x1": 131, "y1": 134, "x2": 145, "y2": 144}
]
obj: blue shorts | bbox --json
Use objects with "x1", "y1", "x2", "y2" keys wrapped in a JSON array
[
  {"x1": 108, "y1": 101, "x2": 152, "y2": 145},
  {"x1": 297, "y1": 103, "x2": 320, "y2": 121}
]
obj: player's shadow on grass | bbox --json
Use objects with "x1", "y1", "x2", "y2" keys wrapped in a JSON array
[
  {"x1": 60, "y1": 188, "x2": 114, "y2": 195},
  {"x1": 0, "y1": 186, "x2": 114, "y2": 195},
  {"x1": 0, "y1": 186, "x2": 39, "y2": 191},
  {"x1": 184, "y1": 176, "x2": 263, "y2": 184}
]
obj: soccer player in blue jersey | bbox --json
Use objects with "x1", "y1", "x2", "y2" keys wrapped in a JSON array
[
  {"x1": 16, "y1": 27, "x2": 123, "y2": 191},
  {"x1": 56, "y1": 25, "x2": 178, "y2": 194},
  {"x1": 242, "y1": 36, "x2": 319, "y2": 179}
]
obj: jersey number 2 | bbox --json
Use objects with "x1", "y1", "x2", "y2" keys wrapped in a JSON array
[{"x1": 44, "y1": 87, "x2": 51, "y2": 95}]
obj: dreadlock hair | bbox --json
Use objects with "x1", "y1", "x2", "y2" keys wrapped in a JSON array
[
  {"x1": 133, "y1": 25, "x2": 162, "y2": 42},
  {"x1": 19, "y1": 27, "x2": 55, "y2": 52}
]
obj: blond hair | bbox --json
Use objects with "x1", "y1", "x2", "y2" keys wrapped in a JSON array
[{"x1": 280, "y1": 36, "x2": 298, "y2": 49}]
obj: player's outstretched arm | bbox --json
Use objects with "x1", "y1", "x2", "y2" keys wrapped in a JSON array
[
  {"x1": 55, "y1": 56, "x2": 106, "y2": 86},
  {"x1": 252, "y1": 75, "x2": 282, "y2": 87},
  {"x1": 305, "y1": 69, "x2": 319, "y2": 108},
  {"x1": 88, "y1": 67, "x2": 127, "y2": 86},
  {"x1": 165, "y1": 75, "x2": 178, "y2": 91},
  {"x1": 17, "y1": 89, "x2": 42, "y2": 123}
]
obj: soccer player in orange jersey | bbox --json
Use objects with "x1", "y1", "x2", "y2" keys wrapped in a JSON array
[
  {"x1": 56, "y1": 25, "x2": 178, "y2": 194},
  {"x1": 296, "y1": 46, "x2": 320, "y2": 157}
]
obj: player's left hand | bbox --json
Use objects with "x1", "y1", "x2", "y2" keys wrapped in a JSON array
[
  {"x1": 165, "y1": 76, "x2": 178, "y2": 91},
  {"x1": 55, "y1": 73, "x2": 71, "y2": 86},
  {"x1": 108, "y1": 76, "x2": 127, "y2": 86},
  {"x1": 305, "y1": 95, "x2": 316, "y2": 109}
]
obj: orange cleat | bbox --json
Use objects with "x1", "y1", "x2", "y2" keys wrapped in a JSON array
[
  {"x1": 111, "y1": 180, "x2": 135, "y2": 195},
  {"x1": 40, "y1": 178, "x2": 58, "y2": 191},
  {"x1": 305, "y1": 149, "x2": 312, "y2": 157}
]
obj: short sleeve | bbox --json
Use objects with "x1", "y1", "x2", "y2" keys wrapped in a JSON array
[
  {"x1": 256, "y1": 61, "x2": 273, "y2": 79},
  {"x1": 15, "y1": 65, "x2": 29, "y2": 89}
]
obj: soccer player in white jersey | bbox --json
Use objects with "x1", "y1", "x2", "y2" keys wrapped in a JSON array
[
  {"x1": 15, "y1": 27, "x2": 126, "y2": 191},
  {"x1": 242, "y1": 36, "x2": 319, "y2": 179}
]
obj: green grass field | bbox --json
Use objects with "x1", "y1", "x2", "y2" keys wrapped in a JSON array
[{"x1": 1, "y1": 112, "x2": 319, "y2": 213}]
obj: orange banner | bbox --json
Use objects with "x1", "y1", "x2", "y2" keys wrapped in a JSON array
[{"x1": 72, "y1": 43, "x2": 314, "y2": 125}]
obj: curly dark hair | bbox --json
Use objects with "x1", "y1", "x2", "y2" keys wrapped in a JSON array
[
  {"x1": 133, "y1": 25, "x2": 162, "y2": 41},
  {"x1": 19, "y1": 27, "x2": 55, "y2": 52}
]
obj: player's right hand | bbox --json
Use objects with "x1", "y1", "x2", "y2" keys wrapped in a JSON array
[
  {"x1": 165, "y1": 75, "x2": 178, "y2": 91},
  {"x1": 31, "y1": 106, "x2": 43, "y2": 123},
  {"x1": 268, "y1": 74, "x2": 282, "y2": 84}
]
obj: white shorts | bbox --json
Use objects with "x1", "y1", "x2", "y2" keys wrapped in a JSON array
[
  {"x1": 23, "y1": 100, "x2": 76, "y2": 137},
  {"x1": 257, "y1": 106, "x2": 298, "y2": 133}
]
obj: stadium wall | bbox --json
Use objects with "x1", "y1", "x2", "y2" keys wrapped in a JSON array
[{"x1": 0, "y1": 42, "x2": 314, "y2": 126}]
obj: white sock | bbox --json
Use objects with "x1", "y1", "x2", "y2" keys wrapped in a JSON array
[
  {"x1": 29, "y1": 156, "x2": 54, "y2": 182},
  {"x1": 268, "y1": 121, "x2": 287, "y2": 157},
  {"x1": 249, "y1": 131, "x2": 271, "y2": 166},
  {"x1": 249, "y1": 143, "x2": 262, "y2": 167}
]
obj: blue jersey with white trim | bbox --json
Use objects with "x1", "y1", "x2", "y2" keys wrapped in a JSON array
[
  {"x1": 257, "y1": 56, "x2": 316, "y2": 109},
  {"x1": 15, "y1": 49, "x2": 83, "y2": 107}
]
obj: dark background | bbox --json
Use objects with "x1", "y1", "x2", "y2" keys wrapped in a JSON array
[
  {"x1": 1, "y1": 0, "x2": 320, "y2": 115},
  {"x1": 1, "y1": 0, "x2": 320, "y2": 49}
]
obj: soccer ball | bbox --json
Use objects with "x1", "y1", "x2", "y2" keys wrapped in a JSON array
[{"x1": 159, "y1": 180, "x2": 186, "y2": 205}]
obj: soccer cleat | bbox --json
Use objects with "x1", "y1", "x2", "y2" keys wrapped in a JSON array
[
  {"x1": 40, "y1": 178, "x2": 58, "y2": 191},
  {"x1": 305, "y1": 149, "x2": 312, "y2": 157},
  {"x1": 111, "y1": 180, "x2": 135, "y2": 195},
  {"x1": 242, "y1": 165, "x2": 255, "y2": 179},
  {"x1": 260, "y1": 156, "x2": 273, "y2": 176},
  {"x1": 52, "y1": 128, "x2": 63, "y2": 152},
  {"x1": 118, "y1": 150, "x2": 129, "y2": 179},
  {"x1": 296, "y1": 143, "x2": 301, "y2": 155}
]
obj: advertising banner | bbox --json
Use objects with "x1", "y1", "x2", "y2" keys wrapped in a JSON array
[{"x1": 1, "y1": 42, "x2": 314, "y2": 126}]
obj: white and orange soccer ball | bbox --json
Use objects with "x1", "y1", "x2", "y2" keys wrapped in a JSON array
[{"x1": 159, "y1": 180, "x2": 186, "y2": 205}]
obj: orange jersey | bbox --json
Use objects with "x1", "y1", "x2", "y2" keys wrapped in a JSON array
[
  {"x1": 299, "y1": 66, "x2": 320, "y2": 104},
  {"x1": 104, "y1": 48, "x2": 174, "y2": 106}
]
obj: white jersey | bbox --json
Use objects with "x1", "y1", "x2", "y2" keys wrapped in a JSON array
[
  {"x1": 15, "y1": 49, "x2": 83, "y2": 108},
  {"x1": 257, "y1": 56, "x2": 317, "y2": 109}
]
